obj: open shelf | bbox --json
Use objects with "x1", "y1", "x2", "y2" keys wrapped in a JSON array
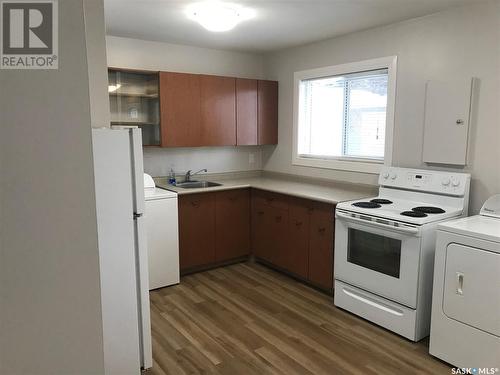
[
  {"x1": 109, "y1": 92, "x2": 158, "y2": 99},
  {"x1": 109, "y1": 68, "x2": 161, "y2": 146},
  {"x1": 111, "y1": 121, "x2": 159, "y2": 126}
]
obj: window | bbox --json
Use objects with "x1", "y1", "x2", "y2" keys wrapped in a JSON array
[{"x1": 293, "y1": 56, "x2": 397, "y2": 173}]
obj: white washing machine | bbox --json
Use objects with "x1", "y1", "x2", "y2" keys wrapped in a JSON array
[
  {"x1": 430, "y1": 195, "x2": 500, "y2": 369},
  {"x1": 144, "y1": 174, "x2": 180, "y2": 290}
]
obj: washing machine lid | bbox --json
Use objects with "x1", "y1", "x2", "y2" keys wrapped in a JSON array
[
  {"x1": 144, "y1": 187, "x2": 177, "y2": 201},
  {"x1": 438, "y1": 215, "x2": 500, "y2": 246},
  {"x1": 144, "y1": 173, "x2": 156, "y2": 189},
  {"x1": 480, "y1": 194, "x2": 500, "y2": 219}
]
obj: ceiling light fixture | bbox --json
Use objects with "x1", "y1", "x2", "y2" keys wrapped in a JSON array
[
  {"x1": 108, "y1": 84, "x2": 121, "y2": 93},
  {"x1": 186, "y1": 1, "x2": 255, "y2": 32}
]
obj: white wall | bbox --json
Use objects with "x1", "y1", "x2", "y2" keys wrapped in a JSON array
[
  {"x1": 106, "y1": 36, "x2": 267, "y2": 176},
  {"x1": 263, "y1": 1, "x2": 500, "y2": 214},
  {"x1": 0, "y1": 1, "x2": 106, "y2": 373}
]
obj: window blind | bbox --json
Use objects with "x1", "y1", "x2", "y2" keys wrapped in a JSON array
[{"x1": 298, "y1": 68, "x2": 388, "y2": 161}]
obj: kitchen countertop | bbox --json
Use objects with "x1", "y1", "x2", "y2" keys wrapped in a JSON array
[{"x1": 155, "y1": 171, "x2": 376, "y2": 205}]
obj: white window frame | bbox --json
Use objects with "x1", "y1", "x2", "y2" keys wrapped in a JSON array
[{"x1": 292, "y1": 56, "x2": 397, "y2": 174}]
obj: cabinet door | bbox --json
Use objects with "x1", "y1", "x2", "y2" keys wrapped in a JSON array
[
  {"x1": 308, "y1": 202, "x2": 335, "y2": 290},
  {"x1": 269, "y1": 206, "x2": 289, "y2": 268},
  {"x1": 215, "y1": 189, "x2": 250, "y2": 262},
  {"x1": 257, "y1": 80, "x2": 278, "y2": 145},
  {"x1": 159, "y1": 72, "x2": 201, "y2": 147},
  {"x1": 285, "y1": 198, "x2": 310, "y2": 279},
  {"x1": 236, "y1": 78, "x2": 258, "y2": 145},
  {"x1": 251, "y1": 199, "x2": 272, "y2": 262},
  {"x1": 109, "y1": 69, "x2": 161, "y2": 146},
  {"x1": 422, "y1": 79, "x2": 473, "y2": 165},
  {"x1": 200, "y1": 75, "x2": 236, "y2": 146},
  {"x1": 251, "y1": 190, "x2": 289, "y2": 265},
  {"x1": 178, "y1": 193, "x2": 216, "y2": 271},
  {"x1": 443, "y1": 244, "x2": 500, "y2": 336}
]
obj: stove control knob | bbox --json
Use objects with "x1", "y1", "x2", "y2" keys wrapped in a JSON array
[
  {"x1": 382, "y1": 172, "x2": 389, "y2": 179},
  {"x1": 451, "y1": 177, "x2": 460, "y2": 187},
  {"x1": 390, "y1": 172, "x2": 397, "y2": 180},
  {"x1": 442, "y1": 178, "x2": 451, "y2": 186}
]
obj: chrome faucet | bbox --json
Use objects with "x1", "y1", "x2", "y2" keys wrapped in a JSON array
[{"x1": 184, "y1": 168, "x2": 207, "y2": 182}]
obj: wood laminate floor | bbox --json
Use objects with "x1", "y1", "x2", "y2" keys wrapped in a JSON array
[{"x1": 148, "y1": 262, "x2": 450, "y2": 375}]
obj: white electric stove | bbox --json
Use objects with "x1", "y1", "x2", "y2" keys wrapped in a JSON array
[{"x1": 334, "y1": 166, "x2": 471, "y2": 341}]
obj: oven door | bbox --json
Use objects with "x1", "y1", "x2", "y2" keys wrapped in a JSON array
[{"x1": 334, "y1": 210, "x2": 422, "y2": 308}]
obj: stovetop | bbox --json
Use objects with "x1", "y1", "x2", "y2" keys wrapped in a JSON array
[{"x1": 337, "y1": 196, "x2": 463, "y2": 225}]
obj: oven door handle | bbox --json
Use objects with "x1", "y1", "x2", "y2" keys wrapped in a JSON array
[
  {"x1": 335, "y1": 211, "x2": 419, "y2": 235},
  {"x1": 342, "y1": 287, "x2": 404, "y2": 316}
]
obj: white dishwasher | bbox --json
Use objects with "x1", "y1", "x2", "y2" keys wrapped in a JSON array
[{"x1": 144, "y1": 174, "x2": 179, "y2": 290}]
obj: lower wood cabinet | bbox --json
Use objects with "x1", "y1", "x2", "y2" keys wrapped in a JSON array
[
  {"x1": 286, "y1": 198, "x2": 311, "y2": 279},
  {"x1": 251, "y1": 189, "x2": 335, "y2": 291},
  {"x1": 251, "y1": 191, "x2": 288, "y2": 264},
  {"x1": 308, "y1": 201, "x2": 335, "y2": 290},
  {"x1": 179, "y1": 189, "x2": 250, "y2": 273},
  {"x1": 178, "y1": 192, "x2": 216, "y2": 270},
  {"x1": 179, "y1": 188, "x2": 335, "y2": 290},
  {"x1": 215, "y1": 189, "x2": 250, "y2": 262},
  {"x1": 251, "y1": 203, "x2": 271, "y2": 262}
]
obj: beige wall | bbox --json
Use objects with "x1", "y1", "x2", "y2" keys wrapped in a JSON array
[
  {"x1": 0, "y1": 1, "x2": 106, "y2": 373},
  {"x1": 106, "y1": 36, "x2": 267, "y2": 176},
  {"x1": 262, "y1": 1, "x2": 500, "y2": 213},
  {"x1": 84, "y1": 0, "x2": 111, "y2": 128}
]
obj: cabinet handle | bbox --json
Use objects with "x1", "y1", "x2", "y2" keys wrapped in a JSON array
[
  {"x1": 275, "y1": 215, "x2": 282, "y2": 222},
  {"x1": 318, "y1": 227, "x2": 326, "y2": 233},
  {"x1": 229, "y1": 196, "x2": 237, "y2": 201},
  {"x1": 191, "y1": 201, "x2": 200, "y2": 207},
  {"x1": 295, "y1": 221, "x2": 303, "y2": 226},
  {"x1": 257, "y1": 211, "x2": 264, "y2": 215},
  {"x1": 266, "y1": 197, "x2": 275, "y2": 203},
  {"x1": 456, "y1": 272, "x2": 464, "y2": 295}
]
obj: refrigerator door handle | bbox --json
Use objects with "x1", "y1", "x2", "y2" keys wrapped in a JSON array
[
  {"x1": 133, "y1": 212, "x2": 143, "y2": 219},
  {"x1": 129, "y1": 128, "x2": 146, "y2": 215},
  {"x1": 134, "y1": 214, "x2": 153, "y2": 370}
]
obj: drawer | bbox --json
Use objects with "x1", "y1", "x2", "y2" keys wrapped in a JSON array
[{"x1": 334, "y1": 280, "x2": 418, "y2": 341}]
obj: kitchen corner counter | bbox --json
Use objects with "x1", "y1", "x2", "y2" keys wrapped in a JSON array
[{"x1": 155, "y1": 172, "x2": 377, "y2": 205}]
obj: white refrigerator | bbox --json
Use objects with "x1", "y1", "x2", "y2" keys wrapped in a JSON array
[{"x1": 92, "y1": 128, "x2": 152, "y2": 374}]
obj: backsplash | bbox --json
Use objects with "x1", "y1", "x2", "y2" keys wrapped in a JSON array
[{"x1": 143, "y1": 146, "x2": 264, "y2": 177}]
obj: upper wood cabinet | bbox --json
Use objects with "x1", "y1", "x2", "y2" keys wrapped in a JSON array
[
  {"x1": 157, "y1": 70, "x2": 278, "y2": 147},
  {"x1": 236, "y1": 78, "x2": 258, "y2": 145},
  {"x1": 200, "y1": 75, "x2": 236, "y2": 146},
  {"x1": 258, "y1": 80, "x2": 278, "y2": 145},
  {"x1": 159, "y1": 72, "x2": 201, "y2": 147},
  {"x1": 108, "y1": 68, "x2": 161, "y2": 146},
  {"x1": 236, "y1": 79, "x2": 279, "y2": 146}
]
